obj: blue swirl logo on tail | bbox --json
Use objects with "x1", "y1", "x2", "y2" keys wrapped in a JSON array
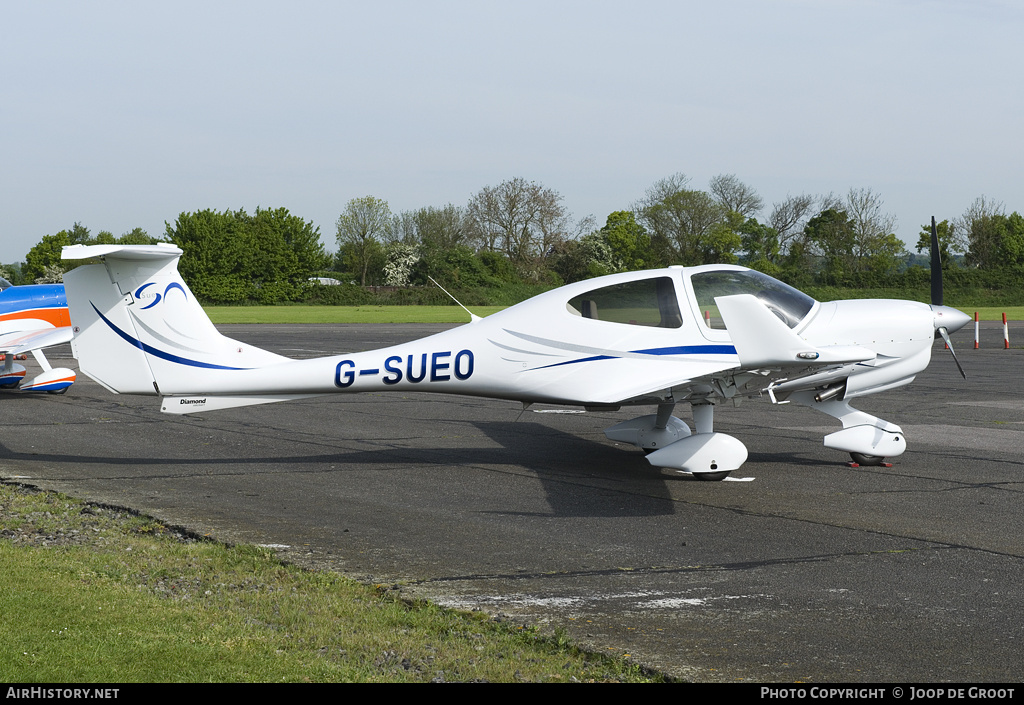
[{"x1": 136, "y1": 282, "x2": 188, "y2": 310}]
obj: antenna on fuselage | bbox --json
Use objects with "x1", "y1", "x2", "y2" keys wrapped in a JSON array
[{"x1": 428, "y1": 276, "x2": 481, "y2": 322}]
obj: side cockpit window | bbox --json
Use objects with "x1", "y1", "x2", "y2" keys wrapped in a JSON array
[{"x1": 566, "y1": 276, "x2": 682, "y2": 329}]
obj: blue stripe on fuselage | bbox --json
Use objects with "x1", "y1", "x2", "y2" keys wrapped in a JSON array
[{"x1": 533, "y1": 344, "x2": 737, "y2": 370}]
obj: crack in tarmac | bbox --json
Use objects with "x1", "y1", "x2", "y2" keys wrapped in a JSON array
[{"x1": 405, "y1": 545, "x2": 955, "y2": 586}]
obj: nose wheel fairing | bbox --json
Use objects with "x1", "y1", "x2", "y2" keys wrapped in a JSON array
[{"x1": 789, "y1": 391, "x2": 906, "y2": 462}]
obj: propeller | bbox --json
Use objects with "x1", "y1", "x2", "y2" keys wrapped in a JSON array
[
  {"x1": 930, "y1": 216, "x2": 943, "y2": 307},
  {"x1": 936, "y1": 325, "x2": 966, "y2": 378},
  {"x1": 930, "y1": 215, "x2": 967, "y2": 378}
]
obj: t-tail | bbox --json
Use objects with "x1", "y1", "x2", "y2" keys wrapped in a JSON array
[{"x1": 61, "y1": 244, "x2": 318, "y2": 412}]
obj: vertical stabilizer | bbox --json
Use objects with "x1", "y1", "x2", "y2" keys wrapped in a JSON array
[{"x1": 62, "y1": 244, "x2": 286, "y2": 395}]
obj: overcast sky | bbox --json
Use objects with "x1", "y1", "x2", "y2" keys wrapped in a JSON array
[{"x1": 2, "y1": 0, "x2": 1021, "y2": 262}]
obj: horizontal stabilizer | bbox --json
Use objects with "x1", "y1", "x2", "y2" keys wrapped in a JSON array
[
  {"x1": 716, "y1": 294, "x2": 874, "y2": 368},
  {"x1": 62, "y1": 243, "x2": 185, "y2": 261},
  {"x1": 0, "y1": 327, "x2": 73, "y2": 355}
]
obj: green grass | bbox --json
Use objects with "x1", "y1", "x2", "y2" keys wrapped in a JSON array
[
  {"x1": 0, "y1": 483, "x2": 662, "y2": 683},
  {"x1": 205, "y1": 305, "x2": 507, "y2": 324},
  {"x1": 961, "y1": 306, "x2": 1024, "y2": 321}
]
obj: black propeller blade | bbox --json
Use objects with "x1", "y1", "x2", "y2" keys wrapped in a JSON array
[
  {"x1": 931, "y1": 216, "x2": 943, "y2": 306},
  {"x1": 931, "y1": 215, "x2": 966, "y2": 378},
  {"x1": 937, "y1": 326, "x2": 967, "y2": 378}
]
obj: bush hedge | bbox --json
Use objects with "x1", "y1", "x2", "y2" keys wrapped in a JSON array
[{"x1": 205, "y1": 265, "x2": 1024, "y2": 308}]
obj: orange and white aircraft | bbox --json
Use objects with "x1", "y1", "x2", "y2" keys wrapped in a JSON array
[{"x1": 0, "y1": 276, "x2": 76, "y2": 392}]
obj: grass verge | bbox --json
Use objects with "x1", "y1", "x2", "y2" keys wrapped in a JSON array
[
  {"x1": 0, "y1": 482, "x2": 662, "y2": 683},
  {"x1": 961, "y1": 306, "x2": 1024, "y2": 321}
]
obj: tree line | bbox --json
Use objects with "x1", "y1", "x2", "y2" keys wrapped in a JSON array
[
  {"x1": 5, "y1": 223, "x2": 159, "y2": 285},
  {"x1": 6, "y1": 175, "x2": 1024, "y2": 306},
  {"x1": 330, "y1": 174, "x2": 916, "y2": 296}
]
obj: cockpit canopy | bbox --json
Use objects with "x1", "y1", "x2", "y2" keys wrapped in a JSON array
[
  {"x1": 565, "y1": 266, "x2": 817, "y2": 331},
  {"x1": 690, "y1": 268, "x2": 815, "y2": 329},
  {"x1": 0, "y1": 277, "x2": 12, "y2": 292}
]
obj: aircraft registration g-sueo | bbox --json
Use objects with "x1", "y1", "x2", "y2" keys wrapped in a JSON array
[
  {"x1": 0, "y1": 274, "x2": 76, "y2": 393},
  {"x1": 61, "y1": 231, "x2": 970, "y2": 481}
]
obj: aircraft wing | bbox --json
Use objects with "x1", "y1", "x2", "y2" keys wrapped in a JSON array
[
  {"x1": 717, "y1": 294, "x2": 876, "y2": 368},
  {"x1": 566, "y1": 355, "x2": 742, "y2": 406},
  {"x1": 0, "y1": 326, "x2": 73, "y2": 355},
  {"x1": 585, "y1": 294, "x2": 880, "y2": 406}
]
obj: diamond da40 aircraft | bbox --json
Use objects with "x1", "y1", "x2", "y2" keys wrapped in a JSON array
[{"x1": 61, "y1": 239, "x2": 970, "y2": 480}]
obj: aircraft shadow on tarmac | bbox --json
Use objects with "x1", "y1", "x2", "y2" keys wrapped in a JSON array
[
  {"x1": 0, "y1": 418, "x2": 699, "y2": 520},
  {"x1": 4, "y1": 376, "x2": 899, "y2": 523}
]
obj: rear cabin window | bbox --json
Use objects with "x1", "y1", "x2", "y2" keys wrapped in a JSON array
[{"x1": 566, "y1": 276, "x2": 682, "y2": 328}]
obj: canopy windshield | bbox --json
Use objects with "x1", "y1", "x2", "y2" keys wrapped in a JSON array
[{"x1": 690, "y1": 269, "x2": 815, "y2": 329}]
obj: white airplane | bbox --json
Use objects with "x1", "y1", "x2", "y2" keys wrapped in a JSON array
[
  {"x1": 0, "y1": 276, "x2": 76, "y2": 393},
  {"x1": 60, "y1": 241, "x2": 970, "y2": 480}
]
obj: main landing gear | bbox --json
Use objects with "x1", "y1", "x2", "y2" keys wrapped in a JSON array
[
  {"x1": 848, "y1": 452, "x2": 893, "y2": 468},
  {"x1": 607, "y1": 391, "x2": 907, "y2": 476},
  {"x1": 604, "y1": 401, "x2": 746, "y2": 481}
]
